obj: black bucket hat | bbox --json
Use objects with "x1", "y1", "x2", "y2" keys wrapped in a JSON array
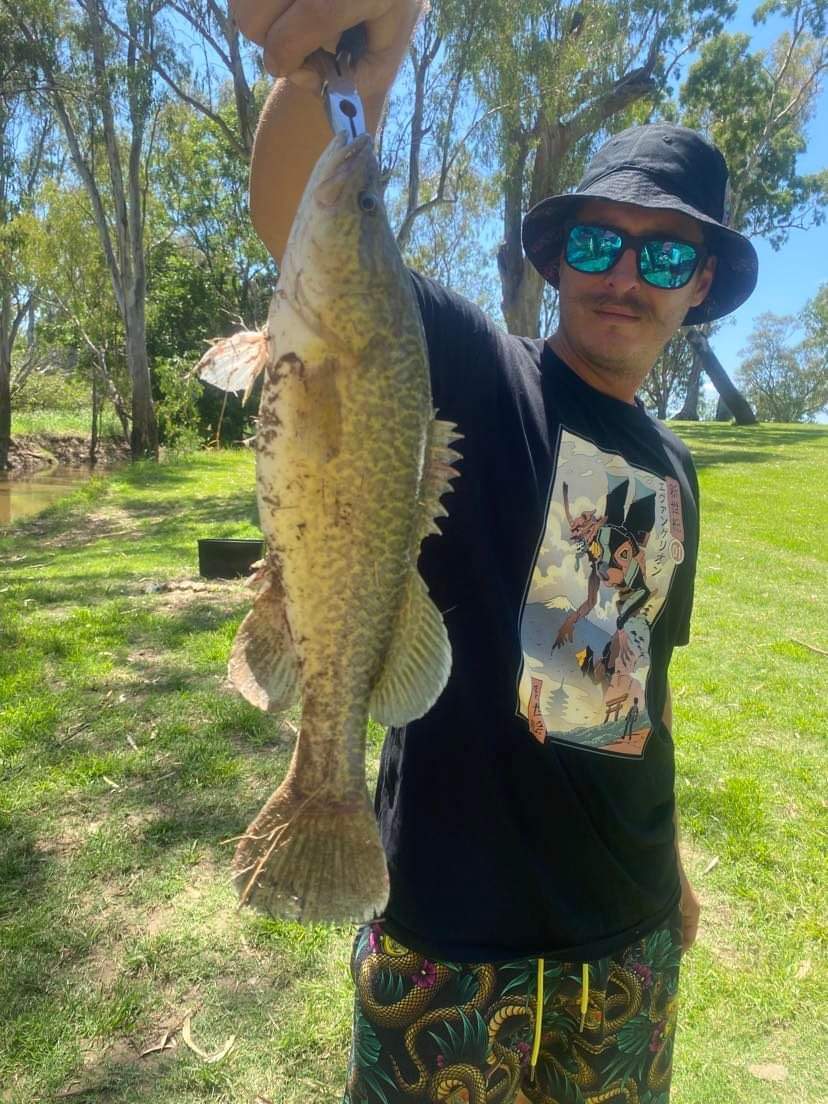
[{"x1": 521, "y1": 123, "x2": 759, "y2": 325}]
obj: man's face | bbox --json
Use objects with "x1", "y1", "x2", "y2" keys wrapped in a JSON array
[{"x1": 556, "y1": 199, "x2": 716, "y2": 382}]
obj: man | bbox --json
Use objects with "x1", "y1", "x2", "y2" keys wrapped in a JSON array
[{"x1": 230, "y1": 3, "x2": 758, "y2": 1101}]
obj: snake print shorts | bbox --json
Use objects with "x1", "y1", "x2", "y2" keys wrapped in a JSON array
[{"x1": 342, "y1": 907, "x2": 683, "y2": 1104}]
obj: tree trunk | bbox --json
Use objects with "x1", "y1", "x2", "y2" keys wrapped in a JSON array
[
  {"x1": 500, "y1": 255, "x2": 546, "y2": 337},
  {"x1": 715, "y1": 395, "x2": 731, "y2": 421},
  {"x1": 125, "y1": 298, "x2": 157, "y2": 458},
  {"x1": 86, "y1": 0, "x2": 158, "y2": 459},
  {"x1": 498, "y1": 67, "x2": 656, "y2": 336},
  {"x1": 498, "y1": 121, "x2": 539, "y2": 333},
  {"x1": 223, "y1": 5, "x2": 256, "y2": 156},
  {"x1": 0, "y1": 356, "x2": 11, "y2": 471},
  {"x1": 0, "y1": 290, "x2": 11, "y2": 469},
  {"x1": 685, "y1": 328, "x2": 758, "y2": 425},
  {"x1": 675, "y1": 359, "x2": 701, "y2": 420},
  {"x1": 90, "y1": 369, "x2": 98, "y2": 463}
]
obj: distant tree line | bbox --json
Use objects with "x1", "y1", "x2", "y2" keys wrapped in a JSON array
[{"x1": 1, "y1": 0, "x2": 826, "y2": 468}]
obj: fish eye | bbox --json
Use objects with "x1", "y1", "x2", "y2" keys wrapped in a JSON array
[{"x1": 358, "y1": 190, "x2": 378, "y2": 214}]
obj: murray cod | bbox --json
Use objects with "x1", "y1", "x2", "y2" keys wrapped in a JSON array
[{"x1": 199, "y1": 132, "x2": 461, "y2": 923}]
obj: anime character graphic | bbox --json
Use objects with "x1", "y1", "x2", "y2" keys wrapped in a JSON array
[
  {"x1": 557, "y1": 477, "x2": 656, "y2": 714},
  {"x1": 518, "y1": 431, "x2": 685, "y2": 757}
]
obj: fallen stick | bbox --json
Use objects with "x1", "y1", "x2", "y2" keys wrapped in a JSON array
[{"x1": 789, "y1": 637, "x2": 827, "y2": 657}]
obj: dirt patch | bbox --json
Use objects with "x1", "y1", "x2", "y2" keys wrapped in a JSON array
[
  {"x1": 150, "y1": 576, "x2": 248, "y2": 609},
  {"x1": 54, "y1": 1031, "x2": 178, "y2": 1101},
  {"x1": 32, "y1": 819, "x2": 89, "y2": 861},
  {"x1": 6, "y1": 433, "x2": 129, "y2": 474}
]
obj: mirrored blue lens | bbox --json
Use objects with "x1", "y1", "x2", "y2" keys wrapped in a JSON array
[
  {"x1": 566, "y1": 225, "x2": 622, "y2": 272},
  {"x1": 640, "y1": 240, "x2": 700, "y2": 288}
]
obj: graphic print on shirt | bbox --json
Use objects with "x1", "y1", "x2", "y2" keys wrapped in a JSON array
[{"x1": 517, "y1": 429, "x2": 685, "y2": 757}]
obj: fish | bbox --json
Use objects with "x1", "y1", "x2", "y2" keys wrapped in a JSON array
[{"x1": 198, "y1": 132, "x2": 461, "y2": 923}]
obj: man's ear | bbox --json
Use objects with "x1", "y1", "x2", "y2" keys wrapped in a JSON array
[{"x1": 689, "y1": 255, "x2": 717, "y2": 308}]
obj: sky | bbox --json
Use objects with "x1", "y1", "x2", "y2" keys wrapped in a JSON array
[{"x1": 705, "y1": 2, "x2": 827, "y2": 373}]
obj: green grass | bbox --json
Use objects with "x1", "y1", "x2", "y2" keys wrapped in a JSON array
[
  {"x1": 1, "y1": 426, "x2": 826, "y2": 1103},
  {"x1": 12, "y1": 407, "x2": 124, "y2": 437}
]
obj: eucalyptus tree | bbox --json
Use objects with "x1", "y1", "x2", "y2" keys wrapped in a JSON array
[
  {"x1": 375, "y1": 2, "x2": 504, "y2": 315},
  {"x1": 102, "y1": 0, "x2": 263, "y2": 159},
  {"x1": 738, "y1": 306, "x2": 828, "y2": 421},
  {"x1": 3, "y1": 0, "x2": 168, "y2": 458},
  {"x1": 434, "y1": 0, "x2": 735, "y2": 337},
  {"x1": 0, "y1": 9, "x2": 52, "y2": 469},
  {"x1": 675, "y1": 0, "x2": 828, "y2": 421},
  {"x1": 151, "y1": 97, "x2": 275, "y2": 336},
  {"x1": 22, "y1": 180, "x2": 131, "y2": 449},
  {"x1": 802, "y1": 281, "x2": 828, "y2": 353},
  {"x1": 640, "y1": 332, "x2": 696, "y2": 419}
]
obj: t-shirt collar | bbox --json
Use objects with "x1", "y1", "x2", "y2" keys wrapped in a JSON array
[{"x1": 541, "y1": 340, "x2": 650, "y2": 418}]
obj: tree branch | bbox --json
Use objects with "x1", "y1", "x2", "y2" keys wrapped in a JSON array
[{"x1": 94, "y1": 1, "x2": 248, "y2": 157}]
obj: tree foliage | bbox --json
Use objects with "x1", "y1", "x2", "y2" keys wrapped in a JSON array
[
  {"x1": 660, "y1": 0, "x2": 827, "y2": 422},
  {"x1": 0, "y1": 74, "x2": 54, "y2": 467},
  {"x1": 2, "y1": 1, "x2": 826, "y2": 457},
  {"x1": 738, "y1": 299, "x2": 828, "y2": 421},
  {"x1": 640, "y1": 333, "x2": 696, "y2": 419},
  {"x1": 450, "y1": 0, "x2": 736, "y2": 335},
  {"x1": 680, "y1": 8, "x2": 828, "y2": 243}
]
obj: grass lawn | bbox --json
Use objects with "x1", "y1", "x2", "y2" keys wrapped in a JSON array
[
  {"x1": 1, "y1": 424, "x2": 826, "y2": 1104},
  {"x1": 11, "y1": 408, "x2": 124, "y2": 438}
]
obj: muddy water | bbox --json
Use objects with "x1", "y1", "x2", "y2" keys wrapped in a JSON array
[{"x1": 0, "y1": 466, "x2": 95, "y2": 525}]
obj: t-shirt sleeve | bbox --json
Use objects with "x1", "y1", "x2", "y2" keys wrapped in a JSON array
[{"x1": 674, "y1": 449, "x2": 700, "y2": 647}]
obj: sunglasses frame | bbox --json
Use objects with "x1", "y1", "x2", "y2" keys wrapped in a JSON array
[{"x1": 563, "y1": 221, "x2": 708, "y2": 290}]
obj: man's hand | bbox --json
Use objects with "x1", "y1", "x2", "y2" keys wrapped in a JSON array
[
  {"x1": 230, "y1": 0, "x2": 423, "y2": 262},
  {"x1": 231, "y1": 0, "x2": 426, "y2": 96},
  {"x1": 678, "y1": 867, "x2": 700, "y2": 952}
]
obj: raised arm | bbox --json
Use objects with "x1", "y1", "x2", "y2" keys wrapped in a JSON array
[{"x1": 231, "y1": 0, "x2": 425, "y2": 263}]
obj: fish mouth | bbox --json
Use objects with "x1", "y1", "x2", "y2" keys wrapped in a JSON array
[{"x1": 316, "y1": 133, "x2": 374, "y2": 208}]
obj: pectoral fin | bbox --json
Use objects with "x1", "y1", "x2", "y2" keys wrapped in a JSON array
[
  {"x1": 195, "y1": 329, "x2": 268, "y2": 403},
  {"x1": 228, "y1": 570, "x2": 301, "y2": 713},
  {"x1": 369, "y1": 570, "x2": 452, "y2": 726}
]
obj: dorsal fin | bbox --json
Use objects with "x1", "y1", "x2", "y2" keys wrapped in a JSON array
[{"x1": 415, "y1": 415, "x2": 463, "y2": 543}]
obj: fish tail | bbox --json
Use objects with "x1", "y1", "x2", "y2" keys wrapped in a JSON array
[{"x1": 232, "y1": 782, "x2": 388, "y2": 924}]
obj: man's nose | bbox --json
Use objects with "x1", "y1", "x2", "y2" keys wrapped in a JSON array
[{"x1": 604, "y1": 246, "x2": 640, "y2": 291}]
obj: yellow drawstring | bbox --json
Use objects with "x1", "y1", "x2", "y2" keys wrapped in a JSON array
[
  {"x1": 531, "y1": 958, "x2": 589, "y2": 1080},
  {"x1": 529, "y1": 957, "x2": 544, "y2": 1080},
  {"x1": 580, "y1": 963, "x2": 589, "y2": 1032}
]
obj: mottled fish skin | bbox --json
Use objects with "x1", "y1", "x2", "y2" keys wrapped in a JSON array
[{"x1": 229, "y1": 133, "x2": 459, "y2": 923}]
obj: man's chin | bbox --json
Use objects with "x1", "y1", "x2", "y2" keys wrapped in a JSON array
[{"x1": 574, "y1": 338, "x2": 644, "y2": 376}]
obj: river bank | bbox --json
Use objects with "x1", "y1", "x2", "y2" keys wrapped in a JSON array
[{"x1": 5, "y1": 432, "x2": 130, "y2": 475}]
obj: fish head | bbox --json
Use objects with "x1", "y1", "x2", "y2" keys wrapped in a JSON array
[
  {"x1": 279, "y1": 133, "x2": 402, "y2": 350},
  {"x1": 312, "y1": 132, "x2": 382, "y2": 215}
]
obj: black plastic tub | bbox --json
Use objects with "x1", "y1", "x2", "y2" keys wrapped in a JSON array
[{"x1": 198, "y1": 538, "x2": 264, "y2": 579}]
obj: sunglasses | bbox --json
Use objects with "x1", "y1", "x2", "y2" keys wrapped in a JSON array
[{"x1": 564, "y1": 223, "x2": 707, "y2": 290}]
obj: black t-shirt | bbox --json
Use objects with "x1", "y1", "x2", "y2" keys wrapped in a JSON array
[{"x1": 375, "y1": 272, "x2": 700, "y2": 963}]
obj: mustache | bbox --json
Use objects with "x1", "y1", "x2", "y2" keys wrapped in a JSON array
[{"x1": 584, "y1": 292, "x2": 652, "y2": 319}]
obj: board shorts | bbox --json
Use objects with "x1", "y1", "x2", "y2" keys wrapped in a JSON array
[{"x1": 343, "y1": 906, "x2": 683, "y2": 1104}]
